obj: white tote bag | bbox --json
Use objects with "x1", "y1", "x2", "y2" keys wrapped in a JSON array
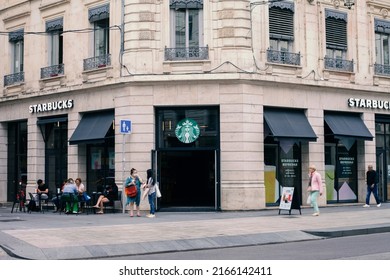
[{"x1": 155, "y1": 182, "x2": 162, "y2": 198}]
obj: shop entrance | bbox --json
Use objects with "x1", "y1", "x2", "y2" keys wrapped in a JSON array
[{"x1": 158, "y1": 150, "x2": 216, "y2": 209}]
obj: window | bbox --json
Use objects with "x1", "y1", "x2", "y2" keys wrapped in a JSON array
[
  {"x1": 4, "y1": 29, "x2": 24, "y2": 86},
  {"x1": 84, "y1": 4, "x2": 110, "y2": 70},
  {"x1": 374, "y1": 19, "x2": 390, "y2": 76},
  {"x1": 267, "y1": 1, "x2": 299, "y2": 65},
  {"x1": 9, "y1": 29, "x2": 24, "y2": 73},
  {"x1": 269, "y1": 1, "x2": 294, "y2": 53},
  {"x1": 324, "y1": 9, "x2": 353, "y2": 72},
  {"x1": 46, "y1": 18, "x2": 63, "y2": 66},
  {"x1": 89, "y1": 4, "x2": 110, "y2": 57},
  {"x1": 166, "y1": 0, "x2": 207, "y2": 60}
]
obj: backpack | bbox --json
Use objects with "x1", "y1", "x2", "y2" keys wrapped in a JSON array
[{"x1": 27, "y1": 200, "x2": 37, "y2": 212}]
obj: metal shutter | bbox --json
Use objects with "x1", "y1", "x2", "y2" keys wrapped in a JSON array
[{"x1": 269, "y1": 7, "x2": 294, "y2": 41}]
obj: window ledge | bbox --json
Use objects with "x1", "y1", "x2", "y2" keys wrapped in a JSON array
[
  {"x1": 82, "y1": 66, "x2": 113, "y2": 83},
  {"x1": 3, "y1": 82, "x2": 25, "y2": 96},
  {"x1": 163, "y1": 60, "x2": 211, "y2": 74},
  {"x1": 373, "y1": 74, "x2": 390, "y2": 86},
  {"x1": 265, "y1": 62, "x2": 302, "y2": 77},
  {"x1": 39, "y1": 74, "x2": 66, "y2": 89},
  {"x1": 323, "y1": 69, "x2": 355, "y2": 83}
]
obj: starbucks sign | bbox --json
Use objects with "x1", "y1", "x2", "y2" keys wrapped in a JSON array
[{"x1": 175, "y1": 118, "x2": 200, "y2": 143}]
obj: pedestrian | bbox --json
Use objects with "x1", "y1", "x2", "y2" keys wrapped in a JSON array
[
  {"x1": 143, "y1": 169, "x2": 156, "y2": 218},
  {"x1": 363, "y1": 164, "x2": 381, "y2": 208},
  {"x1": 307, "y1": 165, "x2": 323, "y2": 216},
  {"x1": 124, "y1": 168, "x2": 143, "y2": 217}
]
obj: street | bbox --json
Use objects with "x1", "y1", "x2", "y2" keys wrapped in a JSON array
[{"x1": 105, "y1": 232, "x2": 390, "y2": 260}]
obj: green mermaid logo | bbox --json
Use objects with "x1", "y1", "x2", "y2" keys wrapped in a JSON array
[{"x1": 175, "y1": 118, "x2": 200, "y2": 144}]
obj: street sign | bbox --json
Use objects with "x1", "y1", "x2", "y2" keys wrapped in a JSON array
[{"x1": 120, "y1": 119, "x2": 132, "y2": 134}]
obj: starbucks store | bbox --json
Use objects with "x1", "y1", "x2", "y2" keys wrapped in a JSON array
[{"x1": 154, "y1": 107, "x2": 220, "y2": 210}]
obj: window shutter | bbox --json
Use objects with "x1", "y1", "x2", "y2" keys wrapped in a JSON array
[
  {"x1": 46, "y1": 18, "x2": 63, "y2": 32},
  {"x1": 325, "y1": 9, "x2": 347, "y2": 50},
  {"x1": 375, "y1": 18, "x2": 390, "y2": 34},
  {"x1": 89, "y1": 4, "x2": 110, "y2": 23},
  {"x1": 269, "y1": 6, "x2": 294, "y2": 41},
  {"x1": 170, "y1": 0, "x2": 203, "y2": 9},
  {"x1": 9, "y1": 29, "x2": 24, "y2": 42}
]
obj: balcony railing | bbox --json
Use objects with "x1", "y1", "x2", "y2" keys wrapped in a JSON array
[
  {"x1": 164, "y1": 46, "x2": 209, "y2": 61},
  {"x1": 267, "y1": 49, "x2": 301, "y2": 66},
  {"x1": 324, "y1": 57, "x2": 354, "y2": 72},
  {"x1": 4, "y1": 72, "x2": 24, "y2": 86},
  {"x1": 83, "y1": 54, "x2": 111, "y2": 71},
  {"x1": 40, "y1": 64, "x2": 65, "y2": 79},
  {"x1": 374, "y1": 63, "x2": 390, "y2": 76}
]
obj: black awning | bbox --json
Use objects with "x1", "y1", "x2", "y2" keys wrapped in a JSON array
[
  {"x1": 324, "y1": 113, "x2": 373, "y2": 140},
  {"x1": 69, "y1": 111, "x2": 114, "y2": 145},
  {"x1": 264, "y1": 109, "x2": 317, "y2": 141}
]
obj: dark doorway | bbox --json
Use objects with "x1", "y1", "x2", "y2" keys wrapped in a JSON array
[{"x1": 159, "y1": 150, "x2": 215, "y2": 208}]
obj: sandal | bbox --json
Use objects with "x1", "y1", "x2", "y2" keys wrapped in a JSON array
[
  {"x1": 93, "y1": 205, "x2": 99, "y2": 208},
  {"x1": 96, "y1": 211, "x2": 104, "y2": 214}
]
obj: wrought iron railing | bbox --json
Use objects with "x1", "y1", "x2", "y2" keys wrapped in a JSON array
[
  {"x1": 324, "y1": 57, "x2": 354, "y2": 72},
  {"x1": 374, "y1": 63, "x2": 390, "y2": 76},
  {"x1": 266, "y1": 49, "x2": 301, "y2": 66},
  {"x1": 83, "y1": 54, "x2": 111, "y2": 71},
  {"x1": 164, "y1": 46, "x2": 209, "y2": 61},
  {"x1": 40, "y1": 64, "x2": 65, "y2": 79},
  {"x1": 4, "y1": 72, "x2": 24, "y2": 86}
]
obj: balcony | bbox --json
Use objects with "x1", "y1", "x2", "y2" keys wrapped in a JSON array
[
  {"x1": 83, "y1": 54, "x2": 111, "y2": 71},
  {"x1": 324, "y1": 57, "x2": 354, "y2": 72},
  {"x1": 164, "y1": 46, "x2": 209, "y2": 61},
  {"x1": 374, "y1": 63, "x2": 390, "y2": 77},
  {"x1": 40, "y1": 64, "x2": 64, "y2": 79},
  {"x1": 4, "y1": 72, "x2": 24, "y2": 86},
  {"x1": 267, "y1": 49, "x2": 301, "y2": 66}
]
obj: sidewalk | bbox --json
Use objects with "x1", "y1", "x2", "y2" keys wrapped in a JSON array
[{"x1": 0, "y1": 203, "x2": 389, "y2": 260}]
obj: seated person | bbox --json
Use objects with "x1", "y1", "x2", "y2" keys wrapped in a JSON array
[
  {"x1": 52, "y1": 181, "x2": 65, "y2": 213},
  {"x1": 61, "y1": 178, "x2": 79, "y2": 214},
  {"x1": 35, "y1": 179, "x2": 49, "y2": 204},
  {"x1": 93, "y1": 183, "x2": 118, "y2": 214}
]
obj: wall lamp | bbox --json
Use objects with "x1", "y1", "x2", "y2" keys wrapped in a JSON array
[{"x1": 343, "y1": 0, "x2": 355, "y2": 9}]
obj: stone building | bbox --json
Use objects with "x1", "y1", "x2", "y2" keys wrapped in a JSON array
[{"x1": 1, "y1": 0, "x2": 389, "y2": 210}]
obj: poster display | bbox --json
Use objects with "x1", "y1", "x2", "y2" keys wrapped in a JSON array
[{"x1": 279, "y1": 186, "x2": 294, "y2": 210}]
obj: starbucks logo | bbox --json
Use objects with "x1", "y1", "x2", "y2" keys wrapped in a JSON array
[{"x1": 175, "y1": 118, "x2": 200, "y2": 143}]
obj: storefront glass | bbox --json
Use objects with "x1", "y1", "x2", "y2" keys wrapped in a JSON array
[{"x1": 375, "y1": 120, "x2": 390, "y2": 202}]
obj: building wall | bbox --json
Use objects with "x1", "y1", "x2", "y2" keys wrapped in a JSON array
[{"x1": 1, "y1": 0, "x2": 390, "y2": 208}]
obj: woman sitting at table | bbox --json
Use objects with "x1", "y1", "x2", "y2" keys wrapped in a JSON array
[{"x1": 93, "y1": 183, "x2": 118, "y2": 214}]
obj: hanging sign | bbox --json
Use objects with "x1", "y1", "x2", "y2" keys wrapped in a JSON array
[{"x1": 175, "y1": 118, "x2": 200, "y2": 143}]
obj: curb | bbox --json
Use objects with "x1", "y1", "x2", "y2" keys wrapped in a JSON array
[{"x1": 304, "y1": 224, "x2": 390, "y2": 238}]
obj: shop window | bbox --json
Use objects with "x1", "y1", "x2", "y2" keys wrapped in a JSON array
[{"x1": 156, "y1": 107, "x2": 219, "y2": 149}]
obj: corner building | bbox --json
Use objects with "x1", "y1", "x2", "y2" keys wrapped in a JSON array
[{"x1": 1, "y1": 0, "x2": 389, "y2": 210}]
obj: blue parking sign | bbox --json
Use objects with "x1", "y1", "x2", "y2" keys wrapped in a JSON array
[{"x1": 120, "y1": 120, "x2": 132, "y2": 134}]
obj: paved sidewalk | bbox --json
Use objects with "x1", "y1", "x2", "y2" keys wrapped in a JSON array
[{"x1": 0, "y1": 203, "x2": 389, "y2": 260}]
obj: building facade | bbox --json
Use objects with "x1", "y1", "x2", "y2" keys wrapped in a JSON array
[{"x1": 1, "y1": 0, "x2": 390, "y2": 210}]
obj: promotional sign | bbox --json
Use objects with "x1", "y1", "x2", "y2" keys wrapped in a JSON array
[{"x1": 279, "y1": 186, "x2": 294, "y2": 211}]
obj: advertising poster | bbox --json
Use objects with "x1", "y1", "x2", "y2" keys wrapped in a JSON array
[
  {"x1": 91, "y1": 151, "x2": 101, "y2": 170},
  {"x1": 279, "y1": 186, "x2": 294, "y2": 210}
]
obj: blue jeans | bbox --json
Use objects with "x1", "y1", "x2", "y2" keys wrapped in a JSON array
[
  {"x1": 148, "y1": 192, "x2": 156, "y2": 214},
  {"x1": 366, "y1": 184, "x2": 381, "y2": 205},
  {"x1": 310, "y1": 191, "x2": 320, "y2": 213}
]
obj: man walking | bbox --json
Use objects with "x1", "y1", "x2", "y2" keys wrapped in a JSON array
[{"x1": 363, "y1": 164, "x2": 381, "y2": 208}]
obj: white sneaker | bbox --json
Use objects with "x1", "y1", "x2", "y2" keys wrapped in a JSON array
[
  {"x1": 312, "y1": 212, "x2": 319, "y2": 216},
  {"x1": 363, "y1": 204, "x2": 370, "y2": 208},
  {"x1": 146, "y1": 214, "x2": 155, "y2": 218},
  {"x1": 377, "y1": 203, "x2": 381, "y2": 208}
]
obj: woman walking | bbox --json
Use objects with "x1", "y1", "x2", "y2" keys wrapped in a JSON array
[
  {"x1": 307, "y1": 165, "x2": 323, "y2": 216},
  {"x1": 143, "y1": 169, "x2": 156, "y2": 218}
]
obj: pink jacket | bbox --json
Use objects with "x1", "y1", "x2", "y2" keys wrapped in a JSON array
[{"x1": 309, "y1": 171, "x2": 323, "y2": 193}]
